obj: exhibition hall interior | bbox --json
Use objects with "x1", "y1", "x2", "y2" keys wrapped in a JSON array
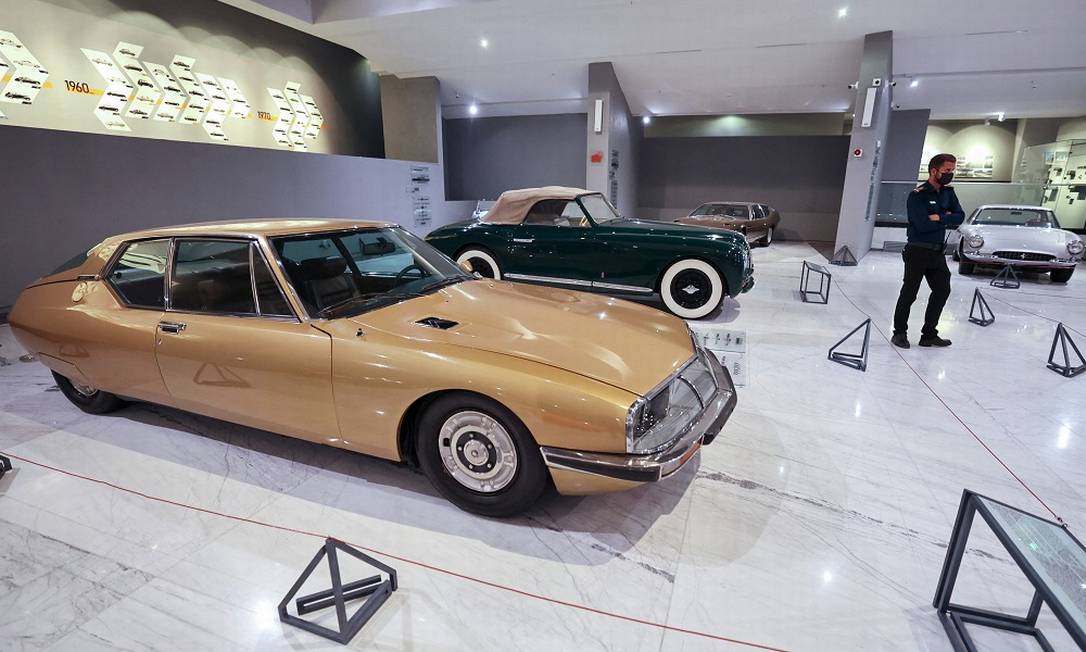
[{"x1": 3, "y1": 0, "x2": 1086, "y2": 649}]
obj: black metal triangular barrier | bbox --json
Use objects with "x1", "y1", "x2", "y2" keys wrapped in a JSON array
[
  {"x1": 278, "y1": 538, "x2": 398, "y2": 644},
  {"x1": 830, "y1": 246, "x2": 858, "y2": 266},
  {"x1": 828, "y1": 318, "x2": 871, "y2": 372},
  {"x1": 968, "y1": 288, "x2": 995, "y2": 327},
  {"x1": 1046, "y1": 323, "x2": 1086, "y2": 378},
  {"x1": 799, "y1": 260, "x2": 832, "y2": 304},
  {"x1": 991, "y1": 265, "x2": 1020, "y2": 289},
  {"x1": 0, "y1": 454, "x2": 11, "y2": 479}
]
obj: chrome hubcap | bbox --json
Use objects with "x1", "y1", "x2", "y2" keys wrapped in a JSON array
[
  {"x1": 70, "y1": 381, "x2": 98, "y2": 398},
  {"x1": 438, "y1": 410, "x2": 517, "y2": 493},
  {"x1": 681, "y1": 284, "x2": 699, "y2": 295}
]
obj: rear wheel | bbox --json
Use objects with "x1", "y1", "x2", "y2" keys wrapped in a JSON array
[
  {"x1": 659, "y1": 259, "x2": 725, "y2": 320},
  {"x1": 52, "y1": 371, "x2": 125, "y2": 414},
  {"x1": 456, "y1": 247, "x2": 501, "y2": 279},
  {"x1": 1051, "y1": 268, "x2": 1075, "y2": 283},
  {"x1": 758, "y1": 226, "x2": 774, "y2": 247},
  {"x1": 416, "y1": 393, "x2": 547, "y2": 517}
]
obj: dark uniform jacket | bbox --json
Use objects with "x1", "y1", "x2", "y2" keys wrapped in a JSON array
[{"x1": 905, "y1": 181, "x2": 965, "y2": 246}]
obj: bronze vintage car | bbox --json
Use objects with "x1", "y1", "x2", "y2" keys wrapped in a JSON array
[
  {"x1": 675, "y1": 202, "x2": 781, "y2": 246},
  {"x1": 10, "y1": 219, "x2": 737, "y2": 516}
]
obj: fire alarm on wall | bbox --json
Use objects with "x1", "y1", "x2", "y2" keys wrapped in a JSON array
[
  {"x1": 852, "y1": 147, "x2": 863, "y2": 158},
  {"x1": 590, "y1": 151, "x2": 604, "y2": 163}
]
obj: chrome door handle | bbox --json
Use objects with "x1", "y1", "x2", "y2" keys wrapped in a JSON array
[
  {"x1": 158, "y1": 321, "x2": 187, "y2": 334},
  {"x1": 512, "y1": 238, "x2": 535, "y2": 243}
]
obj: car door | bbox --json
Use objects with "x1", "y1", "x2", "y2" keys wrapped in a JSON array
[
  {"x1": 504, "y1": 198, "x2": 598, "y2": 287},
  {"x1": 78, "y1": 237, "x2": 171, "y2": 402},
  {"x1": 153, "y1": 237, "x2": 339, "y2": 442}
]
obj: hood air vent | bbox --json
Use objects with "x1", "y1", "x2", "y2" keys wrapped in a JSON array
[{"x1": 416, "y1": 317, "x2": 458, "y2": 330}]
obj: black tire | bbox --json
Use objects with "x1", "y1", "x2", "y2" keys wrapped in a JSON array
[
  {"x1": 1050, "y1": 268, "x2": 1075, "y2": 283},
  {"x1": 952, "y1": 245, "x2": 960, "y2": 262},
  {"x1": 52, "y1": 371, "x2": 125, "y2": 414},
  {"x1": 455, "y1": 247, "x2": 502, "y2": 279},
  {"x1": 758, "y1": 227, "x2": 774, "y2": 247},
  {"x1": 659, "y1": 258, "x2": 725, "y2": 320},
  {"x1": 958, "y1": 259, "x2": 975, "y2": 276},
  {"x1": 415, "y1": 392, "x2": 548, "y2": 517}
]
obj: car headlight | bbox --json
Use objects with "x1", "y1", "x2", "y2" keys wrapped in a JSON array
[
  {"x1": 1068, "y1": 239, "x2": 1085, "y2": 256},
  {"x1": 626, "y1": 348, "x2": 720, "y2": 454},
  {"x1": 966, "y1": 234, "x2": 984, "y2": 249}
]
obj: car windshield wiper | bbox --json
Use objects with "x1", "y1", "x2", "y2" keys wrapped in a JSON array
[{"x1": 417, "y1": 276, "x2": 468, "y2": 293}]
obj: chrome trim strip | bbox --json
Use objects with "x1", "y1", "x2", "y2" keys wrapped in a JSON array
[
  {"x1": 543, "y1": 387, "x2": 734, "y2": 483},
  {"x1": 505, "y1": 273, "x2": 593, "y2": 287},
  {"x1": 249, "y1": 242, "x2": 261, "y2": 315},
  {"x1": 592, "y1": 280, "x2": 654, "y2": 294}
]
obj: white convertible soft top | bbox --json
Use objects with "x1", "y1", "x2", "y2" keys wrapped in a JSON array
[{"x1": 480, "y1": 186, "x2": 593, "y2": 224}]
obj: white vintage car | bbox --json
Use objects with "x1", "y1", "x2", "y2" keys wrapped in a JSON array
[{"x1": 954, "y1": 205, "x2": 1084, "y2": 283}]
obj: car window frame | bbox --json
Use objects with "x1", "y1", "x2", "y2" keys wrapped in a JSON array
[
  {"x1": 574, "y1": 192, "x2": 622, "y2": 226},
  {"x1": 521, "y1": 199, "x2": 592, "y2": 229},
  {"x1": 101, "y1": 237, "x2": 172, "y2": 311},
  {"x1": 166, "y1": 236, "x2": 299, "y2": 321}
]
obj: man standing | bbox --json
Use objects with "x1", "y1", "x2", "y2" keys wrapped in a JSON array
[{"x1": 892, "y1": 153, "x2": 965, "y2": 348}]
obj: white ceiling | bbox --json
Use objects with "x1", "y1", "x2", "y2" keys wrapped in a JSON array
[{"x1": 220, "y1": 0, "x2": 1086, "y2": 120}]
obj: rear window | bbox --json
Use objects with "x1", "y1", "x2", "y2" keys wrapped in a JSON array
[{"x1": 50, "y1": 247, "x2": 93, "y2": 276}]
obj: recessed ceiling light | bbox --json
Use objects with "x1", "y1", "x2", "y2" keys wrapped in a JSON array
[
  {"x1": 909, "y1": 79, "x2": 919, "y2": 88},
  {"x1": 642, "y1": 115, "x2": 652, "y2": 125},
  {"x1": 468, "y1": 103, "x2": 479, "y2": 116},
  {"x1": 997, "y1": 112, "x2": 1005, "y2": 122},
  {"x1": 837, "y1": 6, "x2": 848, "y2": 18},
  {"x1": 479, "y1": 38, "x2": 489, "y2": 49}
]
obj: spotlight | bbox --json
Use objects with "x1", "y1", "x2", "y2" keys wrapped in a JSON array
[
  {"x1": 909, "y1": 79, "x2": 919, "y2": 88},
  {"x1": 642, "y1": 115, "x2": 652, "y2": 125},
  {"x1": 997, "y1": 112, "x2": 1005, "y2": 122},
  {"x1": 479, "y1": 38, "x2": 489, "y2": 49},
  {"x1": 837, "y1": 6, "x2": 848, "y2": 18},
  {"x1": 468, "y1": 103, "x2": 479, "y2": 116}
]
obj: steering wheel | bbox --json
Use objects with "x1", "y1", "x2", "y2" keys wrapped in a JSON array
[{"x1": 394, "y1": 264, "x2": 426, "y2": 283}]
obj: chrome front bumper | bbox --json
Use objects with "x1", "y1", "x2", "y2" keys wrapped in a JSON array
[
  {"x1": 963, "y1": 252, "x2": 1080, "y2": 268},
  {"x1": 540, "y1": 358, "x2": 737, "y2": 484}
]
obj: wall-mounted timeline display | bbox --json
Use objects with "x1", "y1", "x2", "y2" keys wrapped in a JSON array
[
  {"x1": 0, "y1": 30, "x2": 50, "y2": 113},
  {"x1": 0, "y1": 0, "x2": 366, "y2": 154}
]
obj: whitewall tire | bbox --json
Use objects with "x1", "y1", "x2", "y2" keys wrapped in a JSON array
[
  {"x1": 456, "y1": 248, "x2": 502, "y2": 280},
  {"x1": 659, "y1": 259, "x2": 725, "y2": 320}
]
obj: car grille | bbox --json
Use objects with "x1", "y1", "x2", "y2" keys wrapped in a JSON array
[{"x1": 993, "y1": 251, "x2": 1054, "y2": 262}]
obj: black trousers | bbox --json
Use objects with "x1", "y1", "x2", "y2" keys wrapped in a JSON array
[{"x1": 893, "y1": 245, "x2": 951, "y2": 337}]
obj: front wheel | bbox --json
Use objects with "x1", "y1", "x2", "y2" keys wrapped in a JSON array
[
  {"x1": 1051, "y1": 268, "x2": 1075, "y2": 283},
  {"x1": 958, "y1": 259, "x2": 975, "y2": 276},
  {"x1": 659, "y1": 259, "x2": 725, "y2": 320},
  {"x1": 52, "y1": 371, "x2": 125, "y2": 414},
  {"x1": 416, "y1": 393, "x2": 548, "y2": 517},
  {"x1": 758, "y1": 226, "x2": 774, "y2": 247}
]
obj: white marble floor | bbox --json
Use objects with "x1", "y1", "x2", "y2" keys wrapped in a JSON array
[{"x1": 2, "y1": 242, "x2": 1084, "y2": 651}]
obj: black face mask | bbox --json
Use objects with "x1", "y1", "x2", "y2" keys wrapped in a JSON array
[{"x1": 938, "y1": 172, "x2": 954, "y2": 185}]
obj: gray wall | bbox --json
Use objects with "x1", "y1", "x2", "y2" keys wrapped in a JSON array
[
  {"x1": 443, "y1": 114, "x2": 587, "y2": 201},
  {"x1": 644, "y1": 113, "x2": 848, "y2": 138},
  {"x1": 882, "y1": 109, "x2": 930, "y2": 181},
  {"x1": 381, "y1": 75, "x2": 440, "y2": 163},
  {"x1": 637, "y1": 135, "x2": 851, "y2": 242},
  {"x1": 0, "y1": 125, "x2": 474, "y2": 308},
  {"x1": 587, "y1": 62, "x2": 641, "y2": 216}
]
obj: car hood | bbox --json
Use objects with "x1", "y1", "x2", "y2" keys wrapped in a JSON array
[
  {"x1": 348, "y1": 280, "x2": 694, "y2": 396},
  {"x1": 959, "y1": 224, "x2": 1080, "y2": 251}
]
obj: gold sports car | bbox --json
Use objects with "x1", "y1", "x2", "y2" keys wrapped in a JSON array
[{"x1": 10, "y1": 219, "x2": 737, "y2": 516}]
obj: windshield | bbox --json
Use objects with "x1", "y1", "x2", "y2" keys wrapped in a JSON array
[
  {"x1": 971, "y1": 208, "x2": 1058, "y2": 228},
  {"x1": 578, "y1": 193, "x2": 622, "y2": 224},
  {"x1": 272, "y1": 227, "x2": 470, "y2": 318},
  {"x1": 690, "y1": 204, "x2": 749, "y2": 219}
]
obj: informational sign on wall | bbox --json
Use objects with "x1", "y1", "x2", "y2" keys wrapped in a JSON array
[{"x1": 0, "y1": 0, "x2": 363, "y2": 154}]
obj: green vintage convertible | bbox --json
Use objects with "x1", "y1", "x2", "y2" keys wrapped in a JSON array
[{"x1": 425, "y1": 187, "x2": 754, "y2": 319}]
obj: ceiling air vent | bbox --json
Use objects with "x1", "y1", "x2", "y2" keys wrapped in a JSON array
[{"x1": 416, "y1": 317, "x2": 458, "y2": 330}]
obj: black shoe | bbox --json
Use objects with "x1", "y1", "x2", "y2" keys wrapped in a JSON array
[
  {"x1": 891, "y1": 333, "x2": 910, "y2": 349},
  {"x1": 919, "y1": 335, "x2": 952, "y2": 347}
]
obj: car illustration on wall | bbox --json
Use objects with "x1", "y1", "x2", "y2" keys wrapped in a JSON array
[
  {"x1": 9, "y1": 219, "x2": 737, "y2": 517},
  {"x1": 954, "y1": 205, "x2": 1084, "y2": 283},
  {"x1": 673, "y1": 202, "x2": 781, "y2": 246},
  {"x1": 426, "y1": 187, "x2": 754, "y2": 320}
]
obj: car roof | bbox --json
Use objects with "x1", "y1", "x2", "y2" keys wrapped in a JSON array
[
  {"x1": 481, "y1": 186, "x2": 596, "y2": 224},
  {"x1": 699, "y1": 201, "x2": 761, "y2": 207},
  {"x1": 972, "y1": 204, "x2": 1050, "y2": 211},
  {"x1": 109, "y1": 218, "x2": 396, "y2": 242}
]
